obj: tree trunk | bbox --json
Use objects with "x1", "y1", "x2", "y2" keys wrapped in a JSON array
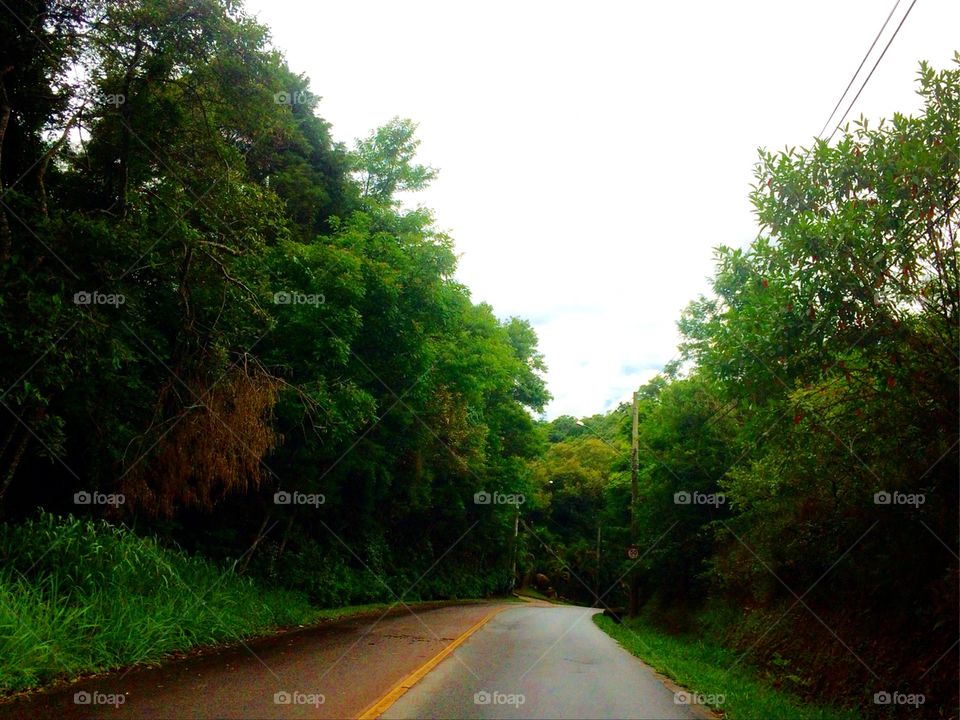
[
  {"x1": 277, "y1": 513, "x2": 295, "y2": 560},
  {"x1": 0, "y1": 425, "x2": 30, "y2": 508},
  {"x1": 0, "y1": 65, "x2": 14, "y2": 264},
  {"x1": 36, "y1": 108, "x2": 83, "y2": 217},
  {"x1": 237, "y1": 513, "x2": 271, "y2": 576},
  {"x1": 116, "y1": 39, "x2": 143, "y2": 215}
]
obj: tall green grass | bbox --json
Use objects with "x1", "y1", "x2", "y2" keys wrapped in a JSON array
[
  {"x1": 594, "y1": 614, "x2": 862, "y2": 720},
  {"x1": 0, "y1": 512, "x2": 318, "y2": 694}
]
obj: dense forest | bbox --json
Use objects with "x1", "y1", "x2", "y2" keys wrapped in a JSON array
[
  {"x1": 0, "y1": 0, "x2": 957, "y2": 717},
  {"x1": 0, "y1": 0, "x2": 548, "y2": 604}
]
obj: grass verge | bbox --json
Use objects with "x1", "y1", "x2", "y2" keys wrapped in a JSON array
[
  {"x1": 593, "y1": 614, "x2": 861, "y2": 720},
  {"x1": 0, "y1": 513, "x2": 497, "y2": 697}
]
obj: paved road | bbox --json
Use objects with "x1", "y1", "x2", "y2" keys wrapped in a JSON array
[
  {"x1": 0, "y1": 603, "x2": 507, "y2": 719},
  {"x1": 0, "y1": 602, "x2": 707, "y2": 719},
  {"x1": 383, "y1": 605, "x2": 703, "y2": 719}
]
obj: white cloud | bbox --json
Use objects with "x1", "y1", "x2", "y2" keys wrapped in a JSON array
[{"x1": 244, "y1": 0, "x2": 959, "y2": 418}]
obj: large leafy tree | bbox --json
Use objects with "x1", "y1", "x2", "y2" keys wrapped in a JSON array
[
  {"x1": 671, "y1": 56, "x2": 959, "y2": 707},
  {"x1": 0, "y1": 0, "x2": 550, "y2": 606}
]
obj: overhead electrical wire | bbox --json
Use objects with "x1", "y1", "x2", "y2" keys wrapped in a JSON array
[
  {"x1": 816, "y1": 0, "x2": 903, "y2": 140},
  {"x1": 822, "y1": 0, "x2": 920, "y2": 145}
]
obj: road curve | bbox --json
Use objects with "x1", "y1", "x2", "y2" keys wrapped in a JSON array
[
  {"x1": 382, "y1": 605, "x2": 704, "y2": 719},
  {"x1": 0, "y1": 602, "x2": 709, "y2": 719}
]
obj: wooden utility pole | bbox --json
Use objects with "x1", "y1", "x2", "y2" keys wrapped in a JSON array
[
  {"x1": 629, "y1": 390, "x2": 640, "y2": 617},
  {"x1": 594, "y1": 523, "x2": 601, "y2": 607},
  {"x1": 510, "y1": 503, "x2": 520, "y2": 591}
]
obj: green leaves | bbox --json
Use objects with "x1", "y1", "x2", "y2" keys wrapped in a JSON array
[
  {"x1": 666, "y1": 60, "x2": 960, "y2": 704},
  {"x1": 0, "y1": 0, "x2": 547, "y2": 604},
  {"x1": 351, "y1": 117, "x2": 438, "y2": 202}
]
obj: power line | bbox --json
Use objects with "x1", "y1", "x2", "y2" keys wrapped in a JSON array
[
  {"x1": 817, "y1": 0, "x2": 902, "y2": 140},
  {"x1": 824, "y1": 0, "x2": 919, "y2": 145}
]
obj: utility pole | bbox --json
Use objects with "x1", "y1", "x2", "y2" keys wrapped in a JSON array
[
  {"x1": 629, "y1": 390, "x2": 640, "y2": 617},
  {"x1": 594, "y1": 523, "x2": 601, "y2": 607},
  {"x1": 510, "y1": 503, "x2": 519, "y2": 591}
]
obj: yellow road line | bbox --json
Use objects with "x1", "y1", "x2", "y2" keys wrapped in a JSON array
[{"x1": 357, "y1": 606, "x2": 507, "y2": 719}]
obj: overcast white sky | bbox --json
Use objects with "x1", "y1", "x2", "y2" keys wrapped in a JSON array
[{"x1": 243, "y1": 0, "x2": 958, "y2": 419}]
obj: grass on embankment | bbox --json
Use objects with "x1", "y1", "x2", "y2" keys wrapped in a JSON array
[
  {"x1": 0, "y1": 512, "x2": 324, "y2": 695},
  {"x1": 594, "y1": 615, "x2": 861, "y2": 720},
  {"x1": 0, "y1": 512, "x2": 494, "y2": 697}
]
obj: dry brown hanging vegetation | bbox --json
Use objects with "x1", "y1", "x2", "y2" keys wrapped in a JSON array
[
  {"x1": 121, "y1": 362, "x2": 282, "y2": 517},
  {"x1": 425, "y1": 387, "x2": 487, "y2": 471}
]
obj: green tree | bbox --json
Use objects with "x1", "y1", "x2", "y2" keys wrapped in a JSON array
[{"x1": 352, "y1": 117, "x2": 438, "y2": 202}]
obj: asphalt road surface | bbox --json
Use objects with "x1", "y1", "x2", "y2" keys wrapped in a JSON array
[
  {"x1": 0, "y1": 601, "x2": 708, "y2": 719},
  {"x1": 383, "y1": 605, "x2": 704, "y2": 720}
]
